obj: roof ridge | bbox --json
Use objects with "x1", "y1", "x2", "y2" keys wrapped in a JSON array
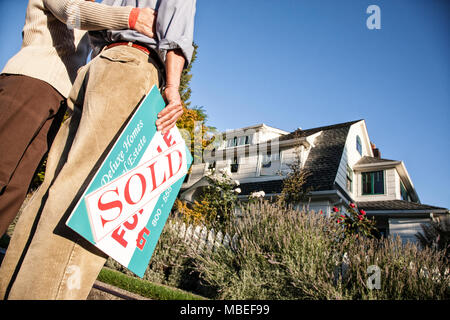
[{"x1": 299, "y1": 119, "x2": 362, "y2": 133}]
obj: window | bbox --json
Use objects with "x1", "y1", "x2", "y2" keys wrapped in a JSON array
[
  {"x1": 346, "y1": 165, "x2": 353, "y2": 192},
  {"x1": 230, "y1": 157, "x2": 239, "y2": 173},
  {"x1": 356, "y1": 136, "x2": 362, "y2": 155},
  {"x1": 362, "y1": 171, "x2": 384, "y2": 195},
  {"x1": 261, "y1": 152, "x2": 280, "y2": 168},
  {"x1": 400, "y1": 181, "x2": 408, "y2": 201},
  {"x1": 208, "y1": 161, "x2": 216, "y2": 170},
  {"x1": 226, "y1": 135, "x2": 251, "y2": 148}
]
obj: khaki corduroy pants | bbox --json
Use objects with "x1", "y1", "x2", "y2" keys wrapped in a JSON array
[{"x1": 0, "y1": 45, "x2": 159, "y2": 300}]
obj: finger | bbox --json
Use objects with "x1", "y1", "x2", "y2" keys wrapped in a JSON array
[
  {"x1": 157, "y1": 102, "x2": 182, "y2": 118},
  {"x1": 157, "y1": 107, "x2": 182, "y2": 128},
  {"x1": 160, "y1": 115, "x2": 181, "y2": 134},
  {"x1": 158, "y1": 110, "x2": 183, "y2": 133}
]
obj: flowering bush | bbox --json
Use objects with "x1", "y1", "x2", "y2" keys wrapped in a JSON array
[
  {"x1": 176, "y1": 168, "x2": 240, "y2": 227},
  {"x1": 192, "y1": 201, "x2": 449, "y2": 300},
  {"x1": 333, "y1": 203, "x2": 377, "y2": 240},
  {"x1": 248, "y1": 190, "x2": 266, "y2": 204}
]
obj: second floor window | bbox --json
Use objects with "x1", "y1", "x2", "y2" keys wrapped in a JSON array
[
  {"x1": 261, "y1": 152, "x2": 280, "y2": 168},
  {"x1": 226, "y1": 135, "x2": 252, "y2": 148},
  {"x1": 346, "y1": 165, "x2": 353, "y2": 192},
  {"x1": 208, "y1": 161, "x2": 216, "y2": 170},
  {"x1": 400, "y1": 181, "x2": 409, "y2": 201},
  {"x1": 230, "y1": 157, "x2": 239, "y2": 173},
  {"x1": 362, "y1": 170, "x2": 384, "y2": 195},
  {"x1": 356, "y1": 136, "x2": 362, "y2": 155}
]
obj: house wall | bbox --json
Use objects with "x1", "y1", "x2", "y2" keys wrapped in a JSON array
[
  {"x1": 279, "y1": 146, "x2": 301, "y2": 174},
  {"x1": 301, "y1": 200, "x2": 333, "y2": 216},
  {"x1": 335, "y1": 121, "x2": 371, "y2": 199},
  {"x1": 388, "y1": 218, "x2": 430, "y2": 244},
  {"x1": 184, "y1": 126, "x2": 293, "y2": 188}
]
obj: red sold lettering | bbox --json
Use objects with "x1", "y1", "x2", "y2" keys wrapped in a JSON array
[
  {"x1": 165, "y1": 149, "x2": 183, "y2": 179},
  {"x1": 148, "y1": 161, "x2": 167, "y2": 192},
  {"x1": 124, "y1": 173, "x2": 147, "y2": 205},
  {"x1": 98, "y1": 187, "x2": 122, "y2": 227},
  {"x1": 163, "y1": 131, "x2": 176, "y2": 147}
]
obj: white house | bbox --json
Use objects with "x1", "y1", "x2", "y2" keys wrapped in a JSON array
[{"x1": 179, "y1": 120, "x2": 448, "y2": 243}]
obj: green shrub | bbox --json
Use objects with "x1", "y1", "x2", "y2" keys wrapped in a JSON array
[
  {"x1": 105, "y1": 215, "x2": 215, "y2": 297},
  {"x1": 193, "y1": 201, "x2": 449, "y2": 300}
]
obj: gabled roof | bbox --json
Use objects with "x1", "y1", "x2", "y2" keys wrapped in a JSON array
[
  {"x1": 280, "y1": 120, "x2": 362, "y2": 141},
  {"x1": 293, "y1": 120, "x2": 361, "y2": 191},
  {"x1": 242, "y1": 120, "x2": 362, "y2": 194}
]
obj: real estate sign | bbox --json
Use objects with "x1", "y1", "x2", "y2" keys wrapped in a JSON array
[{"x1": 66, "y1": 85, "x2": 192, "y2": 278}]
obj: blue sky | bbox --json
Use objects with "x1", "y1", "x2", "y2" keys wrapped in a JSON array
[{"x1": 0, "y1": 0, "x2": 449, "y2": 209}]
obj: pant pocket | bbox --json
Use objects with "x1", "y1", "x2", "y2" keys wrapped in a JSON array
[{"x1": 99, "y1": 48, "x2": 140, "y2": 66}]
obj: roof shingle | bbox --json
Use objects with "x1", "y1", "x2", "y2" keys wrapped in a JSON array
[{"x1": 357, "y1": 200, "x2": 448, "y2": 211}]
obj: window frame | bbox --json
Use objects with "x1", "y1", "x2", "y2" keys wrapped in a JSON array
[
  {"x1": 356, "y1": 135, "x2": 362, "y2": 155},
  {"x1": 230, "y1": 156, "x2": 239, "y2": 173},
  {"x1": 400, "y1": 180, "x2": 408, "y2": 201},
  {"x1": 346, "y1": 165, "x2": 353, "y2": 192},
  {"x1": 362, "y1": 170, "x2": 385, "y2": 195}
]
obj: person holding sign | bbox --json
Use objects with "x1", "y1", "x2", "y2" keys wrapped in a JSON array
[
  {"x1": 0, "y1": 0, "x2": 158, "y2": 239},
  {"x1": 0, "y1": 0, "x2": 196, "y2": 300}
]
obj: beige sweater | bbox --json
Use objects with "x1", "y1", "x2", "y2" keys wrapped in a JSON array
[{"x1": 1, "y1": 0, "x2": 134, "y2": 98}]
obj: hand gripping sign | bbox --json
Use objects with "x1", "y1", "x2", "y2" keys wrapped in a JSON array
[{"x1": 66, "y1": 86, "x2": 192, "y2": 277}]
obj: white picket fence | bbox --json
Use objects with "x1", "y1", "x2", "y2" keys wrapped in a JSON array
[{"x1": 167, "y1": 221, "x2": 239, "y2": 252}]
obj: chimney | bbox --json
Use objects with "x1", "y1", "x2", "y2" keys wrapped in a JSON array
[{"x1": 371, "y1": 142, "x2": 381, "y2": 159}]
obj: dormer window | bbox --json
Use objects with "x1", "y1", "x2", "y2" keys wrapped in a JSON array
[
  {"x1": 356, "y1": 135, "x2": 362, "y2": 155},
  {"x1": 362, "y1": 170, "x2": 384, "y2": 195},
  {"x1": 400, "y1": 181, "x2": 409, "y2": 201}
]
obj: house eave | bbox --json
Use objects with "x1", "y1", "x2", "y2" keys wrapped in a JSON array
[
  {"x1": 353, "y1": 161, "x2": 402, "y2": 171},
  {"x1": 203, "y1": 137, "x2": 310, "y2": 161}
]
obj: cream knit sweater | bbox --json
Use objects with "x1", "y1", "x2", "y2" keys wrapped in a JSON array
[{"x1": 1, "y1": 0, "x2": 134, "y2": 98}]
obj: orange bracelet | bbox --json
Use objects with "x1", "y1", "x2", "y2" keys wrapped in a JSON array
[{"x1": 129, "y1": 7, "x2": 140, "y2": 29}]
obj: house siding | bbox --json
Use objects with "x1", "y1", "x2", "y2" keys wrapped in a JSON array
[
  {"x1": 389, "y1": 218, "x2": 430, "y2": 244},
  {"x1": 335, "y1": 121, "x2": 370, "y2": 198}
]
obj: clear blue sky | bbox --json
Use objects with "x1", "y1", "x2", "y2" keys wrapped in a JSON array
[{"x1": 0, "y1": 0, "x2": 449, "y2": 209}]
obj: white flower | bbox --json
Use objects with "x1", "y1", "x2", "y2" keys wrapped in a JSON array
[
  {"x1": 234, "y1": 180, "x2": 240, "y2": 186},
  {"x1": 235, "y1": 188, "x2": 241, "y2": 194},
  {"x1": 250, "y1": 190, "x2": 265, "y2": 198}
]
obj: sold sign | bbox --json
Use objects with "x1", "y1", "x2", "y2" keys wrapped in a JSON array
[
  {"x1": 66, "y1": 86, "x2": 192, "y2": 277},
  {"x1": 85, "y1": 134, "x2": 186, "y2": 243}
]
